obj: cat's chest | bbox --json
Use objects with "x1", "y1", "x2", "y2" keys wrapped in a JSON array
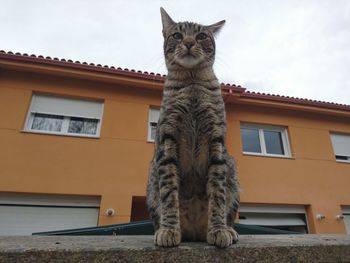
[
  {"x1": 180, "y1": 85, "x2": 213, "y2": 121},
  {"x1": 177, "y1": 88, "x2": 212, "y2": 175},
  {"x1": 178, "y1": 90, "x2": 209, "y2": 141}
]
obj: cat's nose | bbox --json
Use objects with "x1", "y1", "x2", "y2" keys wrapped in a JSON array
[
  {"x1": 184, "y1": 42, "x2": 194, "y2": 49},
  {"x1": 183, "y1": 38, "x2": 195, "y2": 50}
]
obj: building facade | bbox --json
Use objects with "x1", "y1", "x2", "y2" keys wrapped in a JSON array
[{"x1": 1, "y1": 51, "x2": 350, "y2": 235}]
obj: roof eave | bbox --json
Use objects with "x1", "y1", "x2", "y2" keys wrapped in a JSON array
[
  {"x1": 0, "y1": 51, "x2": 165, "y2": 91},
  {"x1": 1, "y1": 51, "x2": 349, "y2": 117}
]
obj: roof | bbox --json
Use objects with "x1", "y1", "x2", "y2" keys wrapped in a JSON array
[{"x1": 1, "y1": 50, "x2": 350, "y2": 114}]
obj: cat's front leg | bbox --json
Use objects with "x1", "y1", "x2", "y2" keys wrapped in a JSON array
[
  {"x1": 206, "y1": 138, "x2": 238, "y2": 248},
  {"x1": 155, "y1": 136, "x2": 181, "y2": 247}
]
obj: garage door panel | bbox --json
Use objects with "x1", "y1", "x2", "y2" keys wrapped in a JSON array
[
  {"x1": 0, "y1": 205, "x2": 99, "y2": 235},
  {"x1": 344, "y1": 215, "x2": 350, "y2": 234}
]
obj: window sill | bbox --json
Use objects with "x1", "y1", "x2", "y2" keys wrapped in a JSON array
[
  {"x1": 242, "y1": 152, "x2": 293, "y2": 160},
  {"x1": 21, "y1": 130, "x2": 100, "y2": 139},
  {"x1": 335, "y1": 160, "x2": 350, "y2": 164}
]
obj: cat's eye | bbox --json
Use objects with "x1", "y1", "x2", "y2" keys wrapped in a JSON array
[
  {"x1": 196, "y1": 33, "x2": 208, "y2": 41},
  {"x1": 173, "y1": 32, "x2": 183, "y2": 40}
]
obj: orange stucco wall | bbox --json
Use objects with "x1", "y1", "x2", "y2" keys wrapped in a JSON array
[
  {"x1": 1, "y1": 69, "x2": 350, "y2": 233},
  {"x1": 226, "y1": 104, "x2": 350, "y2": 233}
]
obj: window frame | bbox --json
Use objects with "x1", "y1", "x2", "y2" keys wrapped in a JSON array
[
  {"x1": 240, "y1": 123, "x2": 291, "y2": 158},
  {"x1": 330, "y1": 133, "x2": 350, "y2": 164},
  {"x1": 24, "y1": 94, "x2": 104, "y2": 138},
  {"x1": 148, "y1": 107, "x2": 159, "y2": 142}
]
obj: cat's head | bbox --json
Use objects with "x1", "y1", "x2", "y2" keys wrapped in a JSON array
[{"x1": 160, "y1": 7, "x2": 225, "y2": 71}]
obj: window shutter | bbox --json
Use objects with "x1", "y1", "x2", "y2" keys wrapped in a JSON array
[
  {"x1": 31, "y1": 94, "x2": 103, "y2": 119},
  {"x1": 239, "y1": 204, "x2": 305, "y2": 214},
  {"x1": 149, "y1": 108, "x2": 160, "y2": 123},
  {"x1": 330, "y1": 133, "x2": 350, "y2": 157},
  {"x1": 239, "y1": 213, "x2": 306, "y2": 226},
  {"x1": 239, "y1": 204, "x2": 306, "y2": 226}
]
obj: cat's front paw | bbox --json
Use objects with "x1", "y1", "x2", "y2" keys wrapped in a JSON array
[
  {"x1": 154, "y1": 228, "x2": 181, "y2": 247},
  {"x1": 207, "y1": 226, "x2": 238, "y2": 248}
]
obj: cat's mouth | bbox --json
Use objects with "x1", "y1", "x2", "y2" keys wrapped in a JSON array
[
  {"x1": 174, "y1": 49, "x2": 203, "y2": 68},
  {"x1": 182, "y1": 55, "x2": 196, "y2": 61},
  {"x1": 181, "y1": 50, "x2": 196, "y2": 58}
]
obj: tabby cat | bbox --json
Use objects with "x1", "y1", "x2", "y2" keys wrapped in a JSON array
[{"x1": 146, "y1": 8, "x2": 240, "y2": 248}]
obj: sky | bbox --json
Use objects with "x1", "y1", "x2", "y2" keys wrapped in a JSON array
[{"x1": 1, "y1": 0, "x2": 350, "y2": 105}]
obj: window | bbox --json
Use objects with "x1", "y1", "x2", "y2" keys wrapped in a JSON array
[
  {"x1": 240, "y1": 124, "x2": 291, "y2": 157},
  {"x1": 239, "y1": 204, "x2": 308, "y2": 233},
  {"x1": 330, "y1": 133, "x2": 350, "y2": 163},
  {"x1": 148, "y1": 108, "x2": 159, "y2": 142},
  {"x1": 25, "y1": 94, "x2": 104, "y2": 137}
]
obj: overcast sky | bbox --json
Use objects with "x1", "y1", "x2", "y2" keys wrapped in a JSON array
[{"x1": 1, "y1": 0, "x2": 349, "y2": 104}]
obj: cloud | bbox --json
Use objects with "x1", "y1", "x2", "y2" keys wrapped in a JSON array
[{"x1": 0, "y1": 0, "x2": 349, "y2": 104}]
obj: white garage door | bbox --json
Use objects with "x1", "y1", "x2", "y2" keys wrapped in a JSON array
[
  {"x1": 345, "y1": 215, "x2": 350, "y2": 234},
  {"x1": 239, "y1": 204, "x2": 308, "y2": 233},
  {"x1": 343, "y1": 207, "x2": 350, "y2": 234},
  {"x1": 0, "y1": 193, "x2": 100, "y2": 235}
]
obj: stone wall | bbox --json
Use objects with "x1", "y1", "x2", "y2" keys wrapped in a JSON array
[{"x1": 1, "y1": 235, "x2": 350, "y2": 262}]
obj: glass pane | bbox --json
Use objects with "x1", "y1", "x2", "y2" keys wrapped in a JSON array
[
  {"x1": 68, "y1": 117, "x2": 98, "y2": 135},
  {"x1": 150, "y1": 122, "x2": 157, "y2": 140},
  {"x1": 335, "y1": 155, "x2": 349, "y2": 161},
  {"x1": 241, "y1": 128, "x2": 261, "y2": 153},
  {"x1": 264, "y1": 130, "x2": 285, "y2": 155},
  {"x1": 31, "y1": 113, "x2": 63, "y2": 132}
]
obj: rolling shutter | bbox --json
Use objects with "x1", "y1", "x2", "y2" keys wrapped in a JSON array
[{"x1": 0, "y1": 193, "x2": 100, "y2": 235}]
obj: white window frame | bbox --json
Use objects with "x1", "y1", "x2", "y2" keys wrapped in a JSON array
[
  {"x1": 148, "y1": 107, "x2": 159, "y2": 142},
  {"x1": 330, "y1": 133, "x2": 350, "y2": 163},
  {"x1": 24, "y1": 94, "x2": 104, "y2": 138},
  {"x1": 240, "y1": 123, "x2": 291, "y2": 158}
]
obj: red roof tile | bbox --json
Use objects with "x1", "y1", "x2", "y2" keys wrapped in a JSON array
[
  {"x1": 0, "y1": 50, "x2": 167, "y2": 82},
  {"x1": 241, "y1": 90, "x2": 350, "y2": 111},
  {"x1": 0, "y1": 50, "x2": 349, "y2": 112}
]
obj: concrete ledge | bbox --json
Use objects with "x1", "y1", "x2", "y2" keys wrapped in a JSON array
[{"x1": 1, "y1": 235, "x2": 350, "y2": 262}]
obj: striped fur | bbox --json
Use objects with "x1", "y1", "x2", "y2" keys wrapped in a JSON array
[{"x1": 147, "y1": 8, "x2": 240, "y2": 248}]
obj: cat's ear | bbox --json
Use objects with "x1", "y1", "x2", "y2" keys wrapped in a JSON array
[
  {"x1": 160, "y1": 7, "x2": 175, "y2": 37},
  {"x1": 207, "y1": 20, "x2": 226, "y2": 36}
]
